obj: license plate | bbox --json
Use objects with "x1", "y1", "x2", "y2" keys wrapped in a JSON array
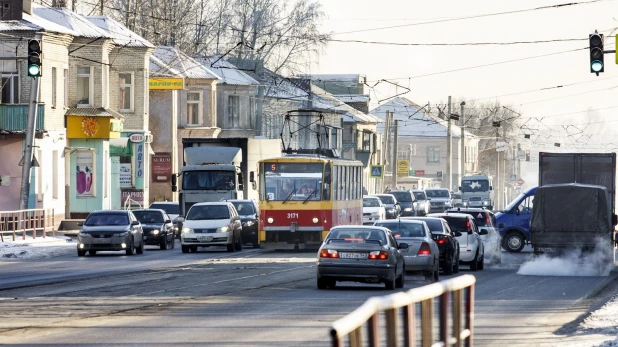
[
  {"x1": 93, "y1": 238, "x2": 110, "y2": 244},
  {"x1": 339, "y1": 252, "x2": 367, "y2": 259},
  {"x1": 197, "y1": 236, "x2": 213, "y2": 242}
]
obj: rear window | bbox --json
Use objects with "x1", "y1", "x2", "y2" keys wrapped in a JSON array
[
  {"x1": 376, "y1": 222, "x2": 425, "y2": 238},
  {"x1": 150, "y1": 203, "x2": 179, "y2": 215},
  {"x1": 440, "y1": 216, "x2": 469, "y2": 231},
  {"x1": 470, "y1": 212, "x2": 490, "y2": 226},
  {"x1": 327, "y1": 229, "x2": 387, "y2": 244},
  {"x1": 391, "y1": 191, "x2": 412, "y2": 202},
  {"x1": 413, "y1": 219, "x2": 443, "y2": 232}
]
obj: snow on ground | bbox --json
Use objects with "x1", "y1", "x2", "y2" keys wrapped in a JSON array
[{"x1": 0, "y1": 237, "x2": 617, "y2": 346}]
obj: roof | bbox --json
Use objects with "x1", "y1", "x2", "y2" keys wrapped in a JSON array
[
  {"x1": 370, "y1": 97, "x2": 476, "y2": 139},
  {"x1": 308, "y1": 74, "x2": 365, "y2": 82},
  {"x1": 311, "y1": 85, "x2": 382, "y2": 123},
  {"x1": 197, "y1": 56, "x2": 259, "y2": 86},
  {"x1": 86, "y1": 16, "x2": 153, "y2": 48},
  {"x1": 333, "y1": 95, "x2": 370, "y2": 103},
  {"x1": 0, "y1": 10, "x2": 79, "y2": 35},
  {"x1": 150, "y1": 46, "x2": 220, "y2": 79},
  {"x1": 33, "y1": 5, "x2": 111, "y2": 39},
  {"x1": 65, "y1": 107, "x2": 124, "y2": 119}
]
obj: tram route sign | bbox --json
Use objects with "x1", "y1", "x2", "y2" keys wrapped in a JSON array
[{"x1": 370, "y1": 165, "x2": 384, "y2": 178}]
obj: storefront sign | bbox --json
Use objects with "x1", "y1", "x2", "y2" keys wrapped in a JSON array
[
  {"x1": 119, "y1": 163, "x2": 132, "y2": 187},
  {"x1": 152, "y1": 152, "x2": 172, "y2": 182},
  {"x1": 129, "y1": 133, "x2": 145, "y2": 143},
  {"x1": 121, "y1": 189, "x2": 144, "y2": 207},
  {"x1": 136, "y1": 143, "x2": 144, "y2": 178},
  {"x1": 76, "y1": 150, "x2": 95, "y2": 197},
  {"x1": 67, "y1": 116, "x2": 119, "y2": 139},
  {"x1": 149, "y1": 78, "x2": 184, "y2": 90}
]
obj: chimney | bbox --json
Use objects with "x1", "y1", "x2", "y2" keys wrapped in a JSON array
[
  {"x1": 22, "y1": 0, "x2": 30, "y2": 15},
  {"x1": 0, "y1": 0, "x2": 22, "y2": 20}
]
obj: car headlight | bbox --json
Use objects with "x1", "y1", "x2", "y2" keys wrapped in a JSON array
[
  {"x1": 243, "y1": 221, "x2": 255, "y2": 227},
  {"x1": 445, "y1": 201, "x2": 451, "y2": 206},
  {"x1": 152, "y1": 229, "x2": 160, "y2": 235},
  {"x1": 387, "y1": 209, "x2": 395, "y2": 213},
  {"x1": 404, "y1": 207, "x2": 412, "y2": 211},
  {"x1": 78, "y1": 233, "x2": 91, "y2": 238},
  {"x1": 116, "y1": 232, "x2": 129, "y2": 237},
  {"x1": 217, "y1": 226, "x2": 230, "y2": 233},
  {"x1": 182, "y1": 227, "x2": 194, "y2": 234},
  {"x1": 371, "y1": 212, "x2": 380, "y2": 217},
  {"x1": 483, "y1": 201, "x2": 489, "y2": 205}
]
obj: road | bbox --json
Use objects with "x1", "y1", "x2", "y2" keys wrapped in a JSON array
[{"x1": 0, "y1": 242, "x2": 616, "y2": 346}]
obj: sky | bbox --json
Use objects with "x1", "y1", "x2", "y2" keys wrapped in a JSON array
[{"x1": 312, "y1": 0, "x2": 618, "y2": 154}]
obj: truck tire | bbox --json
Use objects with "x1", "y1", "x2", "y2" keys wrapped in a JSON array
[{"x1": 502, "y1": 232, "x2": 525, "y2": 253}]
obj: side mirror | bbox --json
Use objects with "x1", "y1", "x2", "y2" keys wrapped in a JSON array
[
  {"x1": 497, "y1": 222, "x2": 505, "y2": 228},
  {"x1": 172, "y1": 174, "x2": 178, "y2": 192},
  {"x1": 176, "y1": 217, "x2": 185, "y2": 223},
  {"x1": 453, "y1": 231, "x2": 463, "y2": 237},
  {"x1": 515, "y1": 208, "x2": 520, "y2": 216},
  {"x1": 490, "y1": 186, "x2": 493, "y2": 190},
  {"x1": 165, "y1": 219, "x2": 172, "y2": 223},
  {"x1": 398, "y1": 242, "x2": 409, "y2": 249},
  {"x1": 239, "y1": 184, "x2": 244, "y2": 191},
  {"x1": 77, "y1": 222, "x2": 83, "y2": 226},
  {"x1": 478, "y1": 227, "x2": 489, "y2": 235},
  {"x1": 250, "y1": 171, "x2": 255, "y2": 183},
  {"x1": 251, "y1": 181, "x2": 257, "y2": 190},
  {"x1": 427, "y1": 198, "x2": 432, "y2": 201},
  {"x1": 612, "y1": 214, "x2": 617, "y2": 226},
  {"x1": 131, "y1": 220, "x2": 140, "y2": 226},
  {"x1": 458, "y1": 186, "x2": 461, "y2": 191}
]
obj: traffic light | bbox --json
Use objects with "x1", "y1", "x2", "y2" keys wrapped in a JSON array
[
  {"x1": 27, "y1": 39, "x2": 42, "y2": 77},
  {"x1": 525, "y1": 149, "x2": 530, "y2": 161},
  {"x1": 589, "y1": 33, "x2": 604, "y2": 75}
]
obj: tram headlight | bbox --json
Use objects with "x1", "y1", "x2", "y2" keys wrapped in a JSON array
[
  {"x1": 267, "y1": 217, "x2": 274, "y2": 224},
  {"x1": 312, "y1": 217, "x2": 319, "y2": 224}
]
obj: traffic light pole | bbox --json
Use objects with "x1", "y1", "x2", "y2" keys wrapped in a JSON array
[{"x1": 19, "y1": 77, "x2": 40, "y2": 210}]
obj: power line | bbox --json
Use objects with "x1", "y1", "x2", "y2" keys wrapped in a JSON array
[{"x1": 327, "y1": 38, "x2": 587, "y2": 46}]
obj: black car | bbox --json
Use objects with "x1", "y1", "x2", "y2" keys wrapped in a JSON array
[
  {"x1": 132, "y1": 209, "x2": 175, "y2": 250},
  {"x1": 227, "y1": 199, "x2": 259, "y2": 248},
  {"x1": 403, "y1": 216, "x2": 461, "y2": 275},
  {"x1": 149, "y1": 202, "x2": 181, "y2": 237},
  {"x1": 372, "y1": 194, "x2": 401, "y2": 219},
  {"x1": 389, "y1": 190, "x2": 417, "y2": 217}
]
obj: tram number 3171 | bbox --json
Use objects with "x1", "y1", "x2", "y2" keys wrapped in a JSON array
[{"x1": 287, "y1": 213, "x2": 299, "y2": 219}]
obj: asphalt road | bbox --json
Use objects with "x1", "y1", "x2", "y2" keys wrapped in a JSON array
[{"x1": 0, "y1": 242, "x2": 616, "y2": 346}]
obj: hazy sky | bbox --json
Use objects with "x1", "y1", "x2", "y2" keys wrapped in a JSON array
[{"x1": 312, "y1": 0, "x2": 618, "y2": 153}]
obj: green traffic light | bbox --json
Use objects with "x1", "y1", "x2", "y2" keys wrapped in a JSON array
[
  {"x1": 28, "y1": 65, "x2": 40, "y2": 76},
  {"x1": 591, "y1": 61, "x2": 603, "y2": 73}
]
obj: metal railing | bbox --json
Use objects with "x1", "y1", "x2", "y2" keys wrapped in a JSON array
[
  {"x1": 330, "y1": 275, "x2": 476, "y2": 347},
  {"x1": 0, "y1": 209, "x2": 56, "y2": 242}
]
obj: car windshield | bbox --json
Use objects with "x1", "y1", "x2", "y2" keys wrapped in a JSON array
[
  {"x1": 85, "y1": 213, "x2": 129, "y2": 226},
  {"x1": 440, "y1": 216, "x2": 468, "y2": 231},
  {"x1": 376, "y1": 222, "x2": 425, "y2": 238},
  {"x1": 231, "y1": 201, "x2": 255, "y2": 215},
  {"x1": 413, "y1": 192, "x2": 426, "y2": 200},
  {"x1": 426, "y1": 190, "x2": 450, "y2": 198},
  {"x1": 186, "y1": 205, "x2": 230, "y2": 220},
  {"x1": 363, "y1": 198, "x2": 380, "y2": 207},
  {"x1": 461, "y1": 179, "x2": 490, "y2": 192},
  {"x1": 149, "y1": 203, "x2": 179, "y2": 215},
  {"x1": 263, "y1": 162, "x2": 323, "y2": 201},
  {"x1": 376, "y1": 195, "x2": 395, "y2": 204},
  {"x1": 326, "y1": 229, "x2": 386, "y2": 244},
  {"x1": 391, "y1": 191, "x2": 412, "y2": 202},
  {"x1": 132, "y1": 211, "x2": 164, "y2": 224},
  {"x1": 182, "y1": 170, "x2": 235, "y2": 191}
]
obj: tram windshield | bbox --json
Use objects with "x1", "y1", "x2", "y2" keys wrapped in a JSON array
[{"x1": 263, "y1": 162, "x2": 324, "y2": 201}]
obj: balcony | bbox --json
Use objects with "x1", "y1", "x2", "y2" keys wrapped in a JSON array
[{"x1": 0, "y1": 104, "x2": 45, "y2": 132}]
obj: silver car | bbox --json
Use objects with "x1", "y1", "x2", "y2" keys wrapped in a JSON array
[
  {"x1": 374, "y1": 219, "x2": 440, "y2": 282},
  {"x1": 77, "y1": 210, "x2": 144, "y2": 256},
  {"x1": 179, "y1": 202, "x2": 243, "y2": 253},
  {"x1": 316, "y1": 226, "x2": 408, "y2": 290},
  {"x1": 412, "y1": 190, "x2": 430, "y2": 216}
]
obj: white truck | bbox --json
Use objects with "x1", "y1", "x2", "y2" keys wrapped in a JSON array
[
  {"x1": 174, "y1": 147, "x2": 244, "y2": 217},
  {"x1": 460, "y1": 174, "x2": 494, "y2": 210}
]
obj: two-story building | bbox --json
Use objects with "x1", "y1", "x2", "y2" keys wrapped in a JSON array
[{"x1": 371, "y1": 97, "x2": 479, "y2": 191}]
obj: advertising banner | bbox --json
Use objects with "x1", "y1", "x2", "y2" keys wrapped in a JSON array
[
  {"x1": 119, "y1": 163, "x2": 132, "y2": 187},
  {"x1": 76, "y1": 150, "x2": 95, "y2": 197},
  {"x1": 152, "y1": 152, "x2": 172, "y2": 182}
]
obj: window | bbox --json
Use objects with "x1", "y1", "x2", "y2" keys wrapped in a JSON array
[
  {"x1": 119, "y1": 72, "x2": 133, "y2": 112},
  {"x1": 64, "y1": 69, "x2": 68, "y2": 107},
  {"x1": 51, "y1": 67, "x2": 57, "y2": 108},
  {"x1": 77, "y1": 66, "x2": 92, "y2": 107},
  {"x1": 249, "y1": 97, "x2": 255, "y2": 128},
  {"x1": 427, "y1": 146, "x2": 440, "y2": 164},
  {"x1": 187, "y1": 91, "x2": 201, "y2": 125},
  {"x1": 0, "y1": 74, "x2": 18, "y2": 104},
  {"x1": 52, "y1": 150, "x2": 59, "y2": 199},
  {"x1": 228, "y1": 95, "x2": 240, "y2": 128}
]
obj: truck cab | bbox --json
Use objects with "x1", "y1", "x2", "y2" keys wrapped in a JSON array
[
  {"x1": 460, "y1": 175, "x2": 494, "y2": 210},
  {"x1": 495, "y1": 186, "x2": 536, "y2": 252}
]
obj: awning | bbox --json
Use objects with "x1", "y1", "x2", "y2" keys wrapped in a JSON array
[{"x1": 110, "y1": 138, "x2": 133, "y2": 156}]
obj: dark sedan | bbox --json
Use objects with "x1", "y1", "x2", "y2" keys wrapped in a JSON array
[
  {"x1": 403, "y1": 216, "x2": 461, "y2": 275},
  {"x1": 132, "y1": 209, "x2": 175, "y2": 250},
  {"x1": 227, "y1": 199, "x2": 259, "y2": 248},
  {"x1": 77, "y1": 210, "x2": 144, "y2": 256},
  {"x1": 316, "y1": 226, "x2": 408, "y2": 290}
]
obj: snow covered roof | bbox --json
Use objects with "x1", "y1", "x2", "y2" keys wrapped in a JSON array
[
  {"x1": 33, "y1": 5, "x2": 111, "y2": 39},
  {"x1": 333, "y1": 94, "x2": 370, "y2": 103},
  {"x1": 311, "y1": 85, "x2": 381, "y2": 124},
  {"x1": 370, "y1": 97, "x2": 476, "y2": 138},
  {"x1": 308, "y1": 74, "x2": 365, "y2": 82},
  {"x1": 86, "y1": 17, "x2": 153, "y2": 48},
  {"x1": 197, "y1": 56, "x2": 259, "y2": 86},
  {"x1": 0, "y1": 11, "x2": 78, "y2": 35},
  {"x1": 150, "y1": 46, "x2": 220, "y2": 79}
]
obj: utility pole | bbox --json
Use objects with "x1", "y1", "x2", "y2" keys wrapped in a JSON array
[
  {"x1": 382, "y1": 111, "x2": 391, "y2": 192},
  {"x1": 392, "y1": 120, "x2": 398, "y2": 189},
  {"x1": 19, "y1": 77, "x2": 40, "y2": 210},
  {"x1": 100, "y1": 0, "x2": 104, "y2": 15},
  {"x1": 446, "y1": 96, "x2": 452, "y2": 191},
  {"x1": 460, "y1": 101, "x2": 465, "y2": 184}
]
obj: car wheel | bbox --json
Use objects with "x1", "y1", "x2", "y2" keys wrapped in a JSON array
[
  {"x1": 181, "y1": 245, "x2": 190, "y2": 253},
  {"x1": 88, "y1": 250, "x2": 96, "y2": 256},
  {"x1": 395, "y1": 269, "x2": 405, "y2": 288},
  {"x1": 443, "y1": 254, "x2": 454, "y2": 275},
  {"x1": 136, "y1": 239, "x2": 144, "y2": 254},
  {"x1": 317, "y1": 278, "x2": 329, "y2": 289},
  {"x1": 478, "y1": 254, "x2": 485, "y2": 270},
  {"x1": 125, "y1": 239, "x2": 135, "y2": 256},
  {"x1": 227, "y1": 243, "x2": 235, "y2": 252},
  {"x1": 160, "y1": 236, "x2": 168, "y2": 250},
  {"x1": 384, "y1": 276, "x2": 396, "y2": 290},
  {"x1": 470, "y1": 250, "x2": 479, "y2": 271},
  {"x1": 169, "y1": 236, "x2": 175, "y2": 249},
  {"x1": 502, "y1": 233, "x2": 525, "y2": 252},
  {"x1": 190, "y1": 246, "x2": 198, "y2": 253},
  {"x1": 77, "y1": 249, "x2": 86, "y2": 257},
  {"x1": 234, "y1": 233, "x2": 242, "y2": 251},
  {"x1": 454, "y1": 258, "x2": 460, "y2": 273},
  {"x1": 433, "y1": 263, "x2": 440, "y2": 282}
]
